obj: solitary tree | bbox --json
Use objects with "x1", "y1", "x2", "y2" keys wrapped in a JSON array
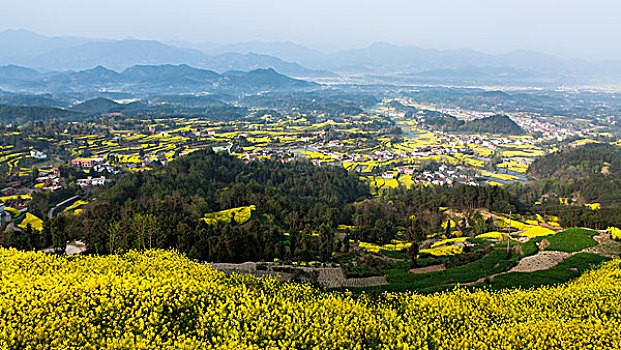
[{"x1": 408, "y1": 242, "x2": 420, "y2": 268}]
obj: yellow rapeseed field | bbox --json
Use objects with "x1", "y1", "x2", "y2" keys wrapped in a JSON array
[
  {"x1": 202, "y1": 205, "x2": 256, "y2": 225},
  {"x1": 475, "y1": 231, "x2": 505, "y2": 240},
  {"x1": 419, "y1": 245, "x2": 463, "y2": 256},
  {"x1": 430, "y1": 237, "x2": 468, "y2": 248},
  {"x1": 357, "y1": 240, "x2": 412, "y2": 253},
  {"x1": 17, "y1": 213, "x2": 43, "y2": 231},
  {"x1": 519, "y1": 226, "x2": 557, "y2": 237},
  {"x1": 1, "y1": 248, "x2": 620, "y2": 349}
]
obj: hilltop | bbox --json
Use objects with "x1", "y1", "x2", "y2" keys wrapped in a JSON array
[
  {"x1": 422, "y1": 114, "x2": 525, "y2": 135},
  {"x1": 74, "y1": 149, "x2": 368, "y2": 260},
  {"x1": 70, "y1": 97, "x2": 121, "y2": 114},
  {"x1": 524, "y1": 143, "x2": 621, "y2": 203},
  {"x1": 457, "y1": 114, "x2": 525, "y2": 135}
]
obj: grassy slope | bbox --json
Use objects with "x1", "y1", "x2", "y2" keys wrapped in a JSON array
[
  {"x1": 352, "y1": 249, "x2": 517, "y2": 293},
  {"x1": 544, "y1": 228, "x2": 598, "y2": 253},
  {"x1": 487, "y1": 253, "x2": 610, "y2": 290}
]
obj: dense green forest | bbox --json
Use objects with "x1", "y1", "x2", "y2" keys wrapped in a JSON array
[
  {"x1": 458, "y1": 115, "x2": 525, "y2": 134},
  {"x1": 40, "y1": 150, "x2": 369, "y2": 262},
  {"x1": 14, "y1": 149, "x2": 527, "y2": 263},
  {"x1": 505, "y1": 143, "x2": 621, "y2": 229},
  {"x1": 6, "y1": 141, "x2": 621, "y2": 262},
  {"x1": 240, "y1": 91, "x2": 380, "y2": 116},
  {"x1": 68, "y1": 97, "x2": 250, "y2": 120},
  {"x1": 350, "y1": 184, "x2": 521, "y2": 243},
  {"x1": 521, "y1": 143, "x2": 621, "y2": 205},
  {"x1": 529, "y1": 143, "x2": 621, "y2": 178}
]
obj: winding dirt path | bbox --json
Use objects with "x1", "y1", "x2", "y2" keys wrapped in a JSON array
[
  {"x1": 508, "y1": 251, "x2": 571, "y2": 273},
  {"x1": 408, "y1": 264, "x2": 445, "y2": 274}
]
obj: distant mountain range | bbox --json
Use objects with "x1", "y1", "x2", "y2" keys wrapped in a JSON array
[
  {"x1": 0, "y1": 30, "x2": 331, "y2": 78},
  {"x1": 2, "y1": 29, "x2": 621, "y2": 86},
  {"x1": 176, "y1": 41, "x2": 621, "y2": 85},
  {"x1": 0, "y1": 64, "x2": 318, "y2": 95}
]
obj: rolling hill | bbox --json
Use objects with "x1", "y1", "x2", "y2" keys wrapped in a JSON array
[
  {"x1": 0, "y1": 104, "x2": 81, "y2": 123},
  {"x1": 458, "y1": 114, "x2": 525, "y2": 135},
  {"x1": 422, "y1": 114, "x2": 525, "y2": 135},
  {"x1": 529, "y1": 143, "x2": 621, "y2": 179},
  {"x1": 70, "y1": 97, "x2": 122, "y2": 114}
]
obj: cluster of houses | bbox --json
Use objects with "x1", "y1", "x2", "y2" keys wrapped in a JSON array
[
  {"x1": 1, "y1": 196, "x2": 30, "y2": 209},
  {"x1": 306, "y1": 144, "x2": 477, "y2": 165},
  {"x1": 35, "y1": 167, "x2": 64, "y2": 192},
  {"x1": 384, "y1": 164, "x2": 478, "y2": 186},
  {"x1": 148, "y1": 125, "x2": 217, "y2": 138},
  {"x1": 513, "y1": 116, "x2": 579, "y2": 139},
  {"x1": 71, "y1": 156, "x2": 123, "y2": 172},
  {"x1": 71, "y1": 157, "x2": 105, "y2": 169},
  {"x1": 76, "y1": 176, "x2": 106, "y2": 188},
  {"x1": 35, "y1": 166, "x2": 108, "y2": 191},
  {"x1": 36, "y1": 164, "x2": 108, "y2": 190},
  {"x1": 1, "y1": 180, "x2": 22, "y2": 196}
]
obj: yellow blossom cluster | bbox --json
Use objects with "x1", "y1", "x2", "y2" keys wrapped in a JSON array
[
  {"x1": 358, "y1": 240, "x2": 412, "y2": 253},
  {"x1": 419, "y1": 245, "x2": 463, "y2": 256},
  {"x1": 608, "y1": 227, "x2": 621, "y2": 241},
  {"x1": 519, "y1": 226, "x2": 557, "y2": 238},
  {"x1": 202, "y1": 205, "x2": 256, "y2": 225},
  {"x1": 63, "y1": 200, "x2": 88, "y2": 212},
  {"x1": 497, "y1": 217, "x2": 534, "y2": 231},
  {"x1": 1, "y1": 248, "x2": 621, "y2": 349},
  {"x1": 475, "y1": 231, "x2": 505, "y2": 240},
  {"x1": 430, "y1": 237, "x2": 468, "y2": 248}
]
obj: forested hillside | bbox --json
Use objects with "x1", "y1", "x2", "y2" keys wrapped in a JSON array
[
  {"x1": 504, "y1": 143, "x2": 621, "y2": 228},
  {"x1": 351, "y1": 184, "x2": 522, "y2": 243},
  {"x1": 422, "y1": 114, "x2": 525, "y2": 135},
  {"x1": 458, "y1": 114, "x2": 525, "y2": 134},
  {"x1": 50, "y1": 149, "x2": 369, "y2": 261},
  {"x1": 0, "y1": 104, "x2": 81, "y2": 123},
  {"x1": 529, "y1": 143, "x2": 621, "y2": 178},
  {"x1": 39, "y1": 149, "x2": 531, "y2": 262},
  {"x1": 523, "y1": 143, "x2": 621, "y2": 205}
]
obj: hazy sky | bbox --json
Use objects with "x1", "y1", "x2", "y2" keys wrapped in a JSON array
[{"x1": 2, "y1": 0, "x2": 620, "y2": 60}]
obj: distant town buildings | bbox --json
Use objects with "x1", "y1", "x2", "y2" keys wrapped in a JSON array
[
  {"x1": 76, "y1": 176, "x2": 107, "y2": 188},
  {"x1": 71, "y1": 157, "x2": 104, "y2": 169}
]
